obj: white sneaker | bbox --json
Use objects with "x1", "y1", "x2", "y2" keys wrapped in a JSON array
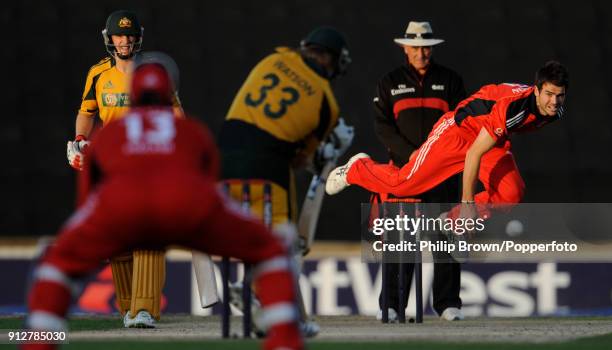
[
  {"x1": 375, "y1": 308, "x2": 398, "y2": 322},
  {"x1": 123, "y1": 310, "x2": 156, "y2": 328},
  {"x1": 231, "y1": 282, "x2": 317, "y2": 338},
  {"x1": 229, "y1": 281, "x2": 265, "y2": 337},
  {"x1": 325, "y1": 153, "x2": 370, "y2": 195},
  {"x1": 229, "y1": 281, "x2": 262, "y2": 314},
  {"x1": 300, "y1": 320, "x2": 320, "y2": 338},
  {"x1": 123, "y1": 311, "x2": 130, "y2": 328},
  {"x1": 440, "y1": 307, "x2": 464, "y2": 321}
]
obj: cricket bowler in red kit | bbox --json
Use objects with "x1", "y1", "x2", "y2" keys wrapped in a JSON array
[
  {"x1": 326, "y1": 61, "x2": 568, "y2": 218},
  {"x1": 23, "y1": 62, "x2": 303, "y2": 350}
]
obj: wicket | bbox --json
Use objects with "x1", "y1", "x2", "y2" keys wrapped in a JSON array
[
  {"x1": 240, "y1": 182, "x2": 252, "y2": 338},
  {"x1": 220, "y1": 180, "x2": 273, "y2": 338},
  {"x1": 380, "y1": 198, "x2": 423, "y2": 324}
]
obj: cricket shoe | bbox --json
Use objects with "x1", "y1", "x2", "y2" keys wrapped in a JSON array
[
  {"x1": 257, "y1": 324, "x2": 317, "y2": 340},
  {"x1": 300, "y1": 320, "x2": 320, "y2": 338},
  {"x1": 325, "y1": 153, "x2": 370, "y2": 195},
  {"x1": 230, "y1": 281, "x2": 318, "y2": 338},
  {"x1": 123, "y1": 310, "x2": 155, "y2": 328},
  {"x1": 375, "y1": 308, "x2": 398, "y2": 323},
  {"x1": 229, "y1": 281, "x2": 266, "y2": 338},
  {"x1": 440, "y1": 307, "x2": 464, "y2": 321}
]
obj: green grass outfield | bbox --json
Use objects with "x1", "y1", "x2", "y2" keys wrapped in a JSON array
[
  {"x1": 2, "y1": 315, "x2": 612, "y2": 350},
  {"x1": 57, "y1": 334, "x2": 612, "y2": 350}
]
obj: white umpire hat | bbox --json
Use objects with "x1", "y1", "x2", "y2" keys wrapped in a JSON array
[{"x1": 393, "y1": 21, "x2": 444, "y2": 47}]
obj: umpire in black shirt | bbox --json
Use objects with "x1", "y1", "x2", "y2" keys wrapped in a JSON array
[{"x1": 373, "y1": 21, "x2": 466, "y2": 321}]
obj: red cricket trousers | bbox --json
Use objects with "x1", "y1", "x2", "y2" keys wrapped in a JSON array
[
  {"x1": 347, "y1": 115, "x2": 525, "y2": 205},
  {"x1": 41, "y1": 176, "x2": 288, "y2": 274},
  {"x1": 24, "y1": 174, "x2": 301, "y2": 350}
]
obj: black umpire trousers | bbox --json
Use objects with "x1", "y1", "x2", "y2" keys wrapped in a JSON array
[
  {"x1": 378, "y1": 246, "x2": 462, "y2": 315},
  {"x1": 376, "y1": 176, "x2": 462, "y2": 315}
]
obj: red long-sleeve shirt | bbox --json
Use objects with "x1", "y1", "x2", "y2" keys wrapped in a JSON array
[
  {"x1": 78, "y1": 107, "x2": 219, "y2": 205},
  {"x1": 452, "y1": 83, "x2": 564, "y2": 142}
]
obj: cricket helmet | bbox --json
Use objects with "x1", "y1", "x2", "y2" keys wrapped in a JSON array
[
  {"x1": 102, "y1": 10, "x2": 144, "y2": 58},
  {"x1": 301, "y1": 26, "x2": 351, "y2": 78}
]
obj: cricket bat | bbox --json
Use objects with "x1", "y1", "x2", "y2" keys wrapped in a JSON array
[
  {"x1": 192, "y1": 251, "x2": 220, "y2": 308},
  {"x1": 298, "y1": 160, "x2": 337, "y2": 251}
]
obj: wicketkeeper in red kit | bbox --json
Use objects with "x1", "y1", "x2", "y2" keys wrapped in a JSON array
[
  {"x1": 23, "y1": 61, "x2": 303, "y2": 350},
  {"x1": 327, "y1": 61, "x2": 568, "y2": 220}
]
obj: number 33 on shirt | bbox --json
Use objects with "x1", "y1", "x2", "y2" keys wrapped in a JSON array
[{"x1": 226, "y1": 47, "x2": 339, "y2": 144}]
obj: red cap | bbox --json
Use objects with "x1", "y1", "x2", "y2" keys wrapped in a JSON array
[{"x1": 130, "y1": 63, "x2": 173, "y2": 106}]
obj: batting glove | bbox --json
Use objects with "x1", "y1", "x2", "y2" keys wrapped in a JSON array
[
  {"x1": 331, "y1": 117, "x2": 355, "y2": 157},
  {"x1": 66, "y1": 135, "x2": 90, "y2": 171},
  {"x1": 315, "y1": 117, "x2": 355, "y2": 165}
]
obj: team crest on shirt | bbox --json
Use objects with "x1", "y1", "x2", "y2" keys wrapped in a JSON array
[
  {"x1": 103, "y1": 81, "x2": 114, "y2": 89},
  {"x1": 431, "y1": 84, "x2": 445, "y2": 91},
  {"x1": 118, "y1": 17, "x2": 132, "y2": 28},
  {"x1": 494, "y1": 128, "x2": 504, "y2": 136}
]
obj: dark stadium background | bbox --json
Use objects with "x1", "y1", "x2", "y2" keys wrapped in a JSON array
[{"x1": 2, "y1": 0, "x2": 611, "y2": 239}]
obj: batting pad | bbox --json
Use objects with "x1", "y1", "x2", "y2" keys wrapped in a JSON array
[
  {"x1": 110, "y1": 252, "x2": 133, "y2": 314},
  {"x1": 131, "y1": 249, "x2": 166, "y2": 320}
]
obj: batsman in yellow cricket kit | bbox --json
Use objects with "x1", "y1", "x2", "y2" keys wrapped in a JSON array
[
  {"x1": 66, "y1": 10, "x2": 181, "y2": 328},
  {"x1": 219, "y1": 26, "x2": 355, "y2": 337}
]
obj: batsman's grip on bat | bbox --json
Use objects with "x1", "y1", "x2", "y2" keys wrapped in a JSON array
[
  {"x1": 314, "y1": 117, "x2": 354, "y2": 170},
  {"x1": 66, "y1": 135, "x2": 90, "y2": 171}
]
